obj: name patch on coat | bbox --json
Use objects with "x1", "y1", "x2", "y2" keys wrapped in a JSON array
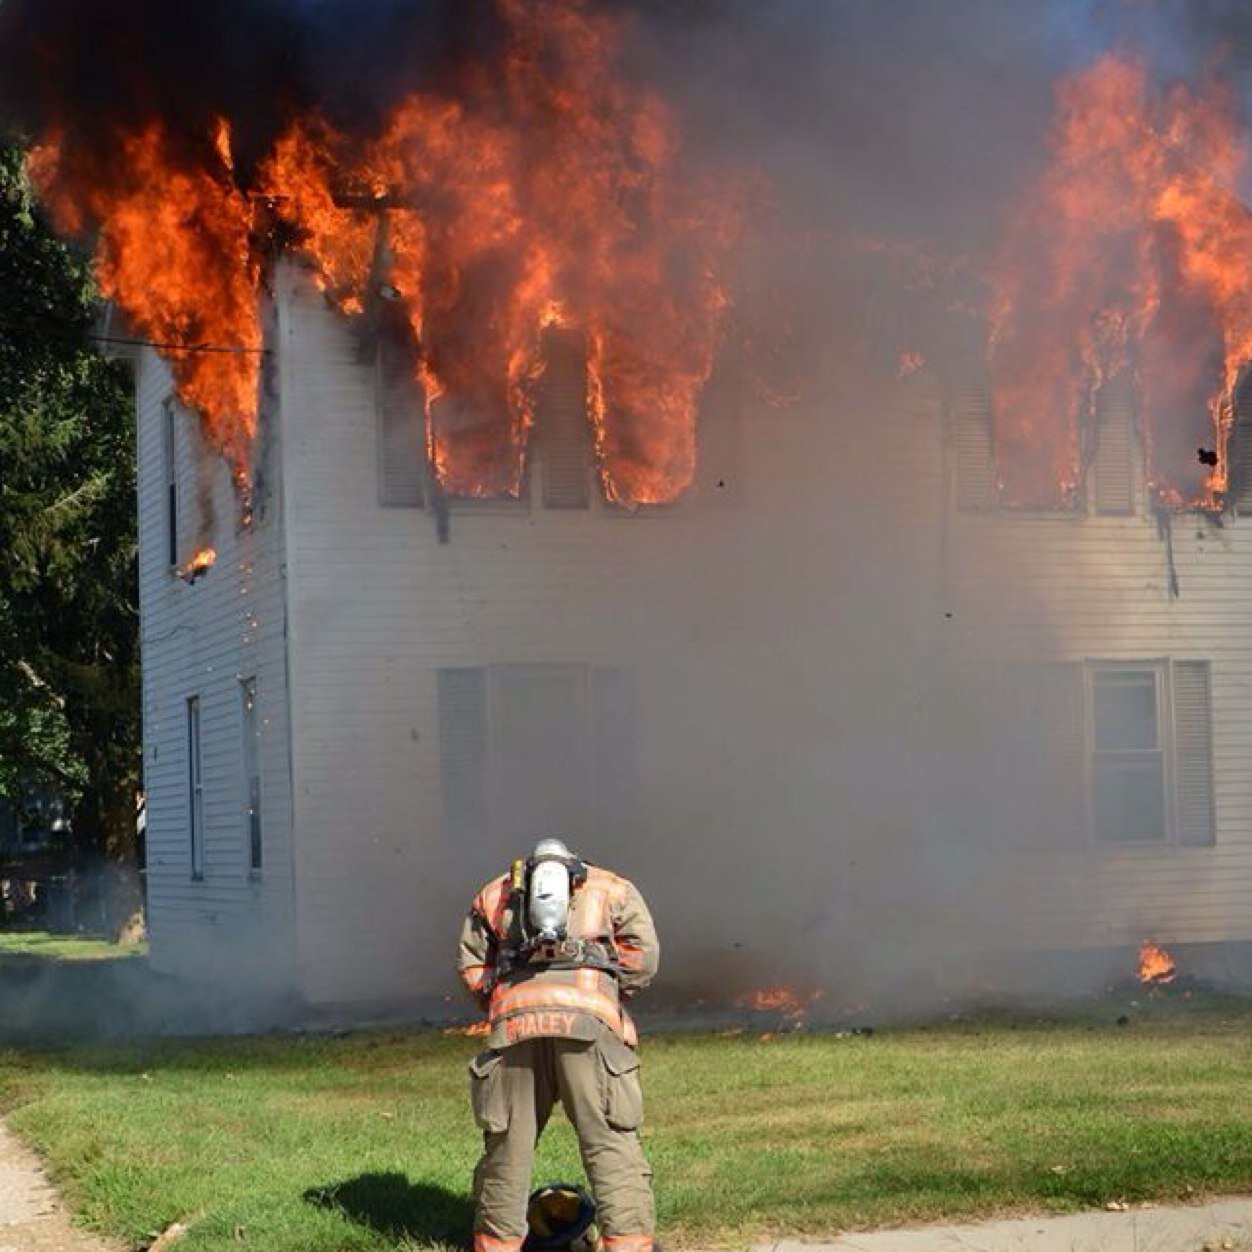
[{"x1": 503, "y1": 1011, "x2": 580, "y2": 1043}]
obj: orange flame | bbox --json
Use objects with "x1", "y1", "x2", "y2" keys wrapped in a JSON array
[
  {"x1": 1138, "y1": 939, "x2": 1177, "y2": 986},
  {"x1": 176, "y1": 547, "x2": 217, "y2": 583},
  {"x1": 443, "y1": 1020, "x2": 491, "y2": 1038},
  {"x1": 257, "y1": 1, "x2": 742, "y2": 503},
  {"x1": 28, "y1": 125, "x2": 263, "y2": 483},
  {"x1": 735, "y1": 985, "x2": 822, "y2": 1029},
  {"x1": 989, "y1": 54, "x2": 1252, "y2": 509},
  {"x1": 28, "y1": 1, "x2": 743, "y2": 507}
]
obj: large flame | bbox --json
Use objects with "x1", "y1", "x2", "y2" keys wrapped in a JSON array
[
  {"x1": 259, "y1": 0, "x2": 739, "y2": 504},
  {"x1": 28, "y1": 123, "x2": 262, "y2": 481},
  {"x1": 988, "y1": 55, "x2": 1252, "y2": 510},
  {"x1": 28, "y1": 0, "x2": 740, "y2": 506}
]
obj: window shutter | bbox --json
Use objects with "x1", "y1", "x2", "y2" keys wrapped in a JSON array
[
  {"x1": 438, "y1": 669, "x2": 488, "y2": 841},
  {"x1": 538, "y1": 328, "x2": 591, "y2": 509},
  {"x1": 592, "y1": 667, "x2": 640, "y2": 836},
  {"x1": 1231, "y1": 385, "x2": 1252, "y2": 515},
  {"x1": 1172, "y1": 660, "x2": 1215, "y2": 847},
  {"x1": 951, "y1": 387, "x2": 996, "y2": 511},
  {"x1": 995, "y1": 663, "x2": 1086, "y2": 850},
  {"x1": 1093, "y1": 377, "x2": 1135, "y2": 515},
  {"x1": 376, "y1": 341, "x2": 426, "y2": 507}
]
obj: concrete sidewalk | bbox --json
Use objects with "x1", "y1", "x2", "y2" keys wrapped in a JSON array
[
  {"x1": 0, "y1": 1120, "x2": 121, "y2": 1252},
  {"x1": 755, "y1": 1197, "x2": 1252, "y2": 1252}
]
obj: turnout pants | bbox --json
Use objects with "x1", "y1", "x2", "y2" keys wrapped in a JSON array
[{"x1": 469, "y1": 1024, "x2": 655, "y2": 1252}]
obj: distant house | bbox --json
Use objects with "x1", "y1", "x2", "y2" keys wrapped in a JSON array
[{"x1": 129, "y1": 262, "x2": 1252, "y2": 1015}]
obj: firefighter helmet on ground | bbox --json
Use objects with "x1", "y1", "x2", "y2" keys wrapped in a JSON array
[{"x1": 524, "y1": 1182, "x2": 599, "y2": 1252}]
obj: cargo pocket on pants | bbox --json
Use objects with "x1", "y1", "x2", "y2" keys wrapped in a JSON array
[
  {"x1": 468, "y1": 1048, "x2": 510, "y2": 1134},
  {"x1": 597, "y1": 1035, "x2": 644, "y2": 1131}
]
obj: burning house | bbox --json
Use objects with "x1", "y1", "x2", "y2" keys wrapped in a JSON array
[{"x1": 7, "y1": 1, "x2": 1252, "y2": 1014}]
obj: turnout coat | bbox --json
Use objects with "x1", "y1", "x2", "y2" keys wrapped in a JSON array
[{"x1": 457, "y1": 865, "x2": 660, "y2": 1048}]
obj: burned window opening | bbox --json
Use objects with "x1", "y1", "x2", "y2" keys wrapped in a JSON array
[{"x1": 162, "y1": 395, "x2": 179, "y2": 567}]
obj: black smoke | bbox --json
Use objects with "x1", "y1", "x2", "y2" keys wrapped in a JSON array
[{"x1": 0, "y1": 0, "x2": 509, "y2": 179}]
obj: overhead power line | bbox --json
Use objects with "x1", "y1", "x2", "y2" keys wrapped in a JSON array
[{"x1": 0, "y1": 315, "x2": 270, "y2": 355}]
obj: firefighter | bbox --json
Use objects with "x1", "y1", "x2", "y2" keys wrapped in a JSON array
[{"x1": 458, "y1": 838, "x2": 660, "y2": 1252}]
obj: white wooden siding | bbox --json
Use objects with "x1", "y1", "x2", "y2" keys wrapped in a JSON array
[
  {"x1": 134, "y1": 343, "x2": 296, "y2": 989},
  {"x1": 276, "y1": 265, "x2": 948, "y2": 1006},
  {"x1": 142, "y1": 263, "x2": 1252, "y2": 1004},
  {"x1": 944, "y1": 398, "x2": 1252, "y2": 949}
]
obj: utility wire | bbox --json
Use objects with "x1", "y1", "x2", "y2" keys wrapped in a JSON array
[
  {"x1": 89, "y1": 333, "x2": 269, "y2": 355},
  {"x1": 0, "y1": 315, "x2": 270, "y2": 355}
]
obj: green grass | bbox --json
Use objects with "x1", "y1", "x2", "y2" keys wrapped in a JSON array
[
  {"x1": 0, "y1": 929, "x2": 146, "y2": 961},
  {"x1": 2, "y1": 998, "x2": 1252, "y2": 1250}
]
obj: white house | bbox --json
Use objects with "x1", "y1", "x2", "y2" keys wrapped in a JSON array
[{"x1": 131, "y1": 260, "x2": 1252, "y2": 1017}]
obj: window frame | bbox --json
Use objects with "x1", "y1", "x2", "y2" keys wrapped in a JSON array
[
  {"x1": 187, "y1": 694, "x2": 204, "y2": 880},
  {"x1": 241, "y1": 677, "x2": 263, "y2": 875},
  {"x1": 163, "y1": 396, "x2": 179, "y2": 568},
  {"x1": 1083, "y1": 660, "x2": 1172, "y2": 846}
]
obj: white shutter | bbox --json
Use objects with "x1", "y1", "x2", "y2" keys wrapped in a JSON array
[
  {"x1": 438, "y1": 669, "x2": 488, "y2": 842},
  {"x1": 951, "y1": 387, "x2": 996, "y2": 511},
  {"x1": 376, "y1": 340, "x2": 426, "y2": 507},
  {"x1": 1092, "y1": 377, "x2": 1135, "y2": 515},
  {"x1": 1231, "y1": 384, "x2": 1252, "y2": 515},
  {"x1": 537, "y1": 328, "x2": 591, "y2": 509},
  {"x1": 1172, "y1": 660, "x2": 1215, "y2": 847}
]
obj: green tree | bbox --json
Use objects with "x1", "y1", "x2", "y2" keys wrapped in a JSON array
[{"x1": 0, "y1": 141, "x2": 140, "y2": 916}]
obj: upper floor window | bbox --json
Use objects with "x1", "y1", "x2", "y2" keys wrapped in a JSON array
[
  {"x1": 163, "y1": 396, "x2": 179, "y2": 566},
  {"x1": 951, "y1": 378, "x2": 1137, "y2": 516}
]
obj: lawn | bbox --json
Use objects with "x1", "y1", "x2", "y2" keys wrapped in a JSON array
[
  {"x1": 0, "y1": 929, "x2": 146, "y2": 962},
  {"x1": 2, "y1": 997, "x2": 1252, "y2": 1250}
]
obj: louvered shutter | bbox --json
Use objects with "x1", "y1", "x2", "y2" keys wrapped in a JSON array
[
  {"x1": 1093, "y1": 377, "x2": 1135, "y2": 515},
  {"x1": 592, "y1": 667, "x2": 640, "y2": 837},
  {"x1": 538, "y1": 328, "x2": 591, "y2": 509},
  {"x1": 995, "y1": 663, "x2": 1086, "y2": 849},
  {"x1": 438, "y1": 669, "x2": 488, "y2": 842},
  {"x1": 951, "y1": 387, "x2": 996, "y2": 511},
  {"x1": 1172, "y1": 660, "x2": 1215, "y2": 847},
  {"x1": 1231, "y1": 385, "x2": 1252, "y2": 515},
  {"x1": 376, "y1": 341, "x2": 426, "y2": 507}
]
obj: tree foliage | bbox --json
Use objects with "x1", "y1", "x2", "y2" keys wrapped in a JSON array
[{"x1": 0, "y1": 140, "x2": 140, "y2": 865}]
